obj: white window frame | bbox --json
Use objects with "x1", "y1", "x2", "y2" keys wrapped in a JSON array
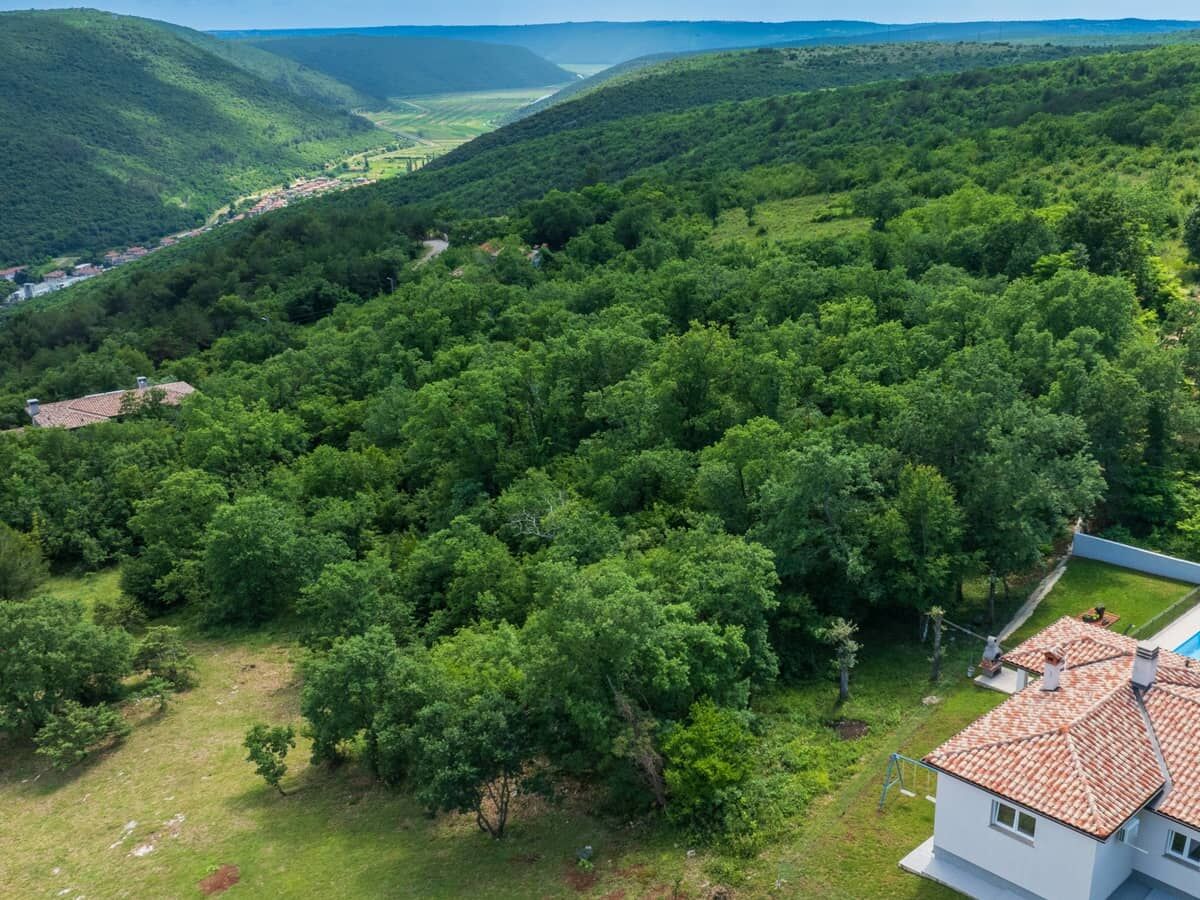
[
  {"x1": 1165, "y1": 829, "x2": 1200, "y2": 867},
  {"x1": 991, "y1": 800, "x2": 1037, "y2": 841}
]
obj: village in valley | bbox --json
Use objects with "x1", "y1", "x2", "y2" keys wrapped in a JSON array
[{"x1": 2, "y1": 174, "x2": 375, "y2": 309}]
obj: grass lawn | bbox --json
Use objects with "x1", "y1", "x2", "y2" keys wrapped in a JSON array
[
  {"x1": 1008, "y1": 558, "x2": 1194, "y2": 645},
  {"x1": 3, "y1": 570, "x2": 1010, "y2": 898}
]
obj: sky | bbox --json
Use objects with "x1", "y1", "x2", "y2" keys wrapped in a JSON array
[{"x1": 1, "y1": 1, "x2": 1199, "y2": 30}]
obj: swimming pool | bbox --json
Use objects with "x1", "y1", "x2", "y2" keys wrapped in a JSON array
[{"x1": 1175, "y1": 631, "x2": 1200, "y2": 660}]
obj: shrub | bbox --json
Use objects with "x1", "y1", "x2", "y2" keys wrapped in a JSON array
[
  {"x1": 133, "y1": 626, "x2": 197, "y2": 689},
  {"x1": 663, "y1": 700, "x2": 757, "y2": 840},
  {"x1": 34, "y1": 701, "x2": 130, "y2": 769},
  {"x1": 0, "y1": 523, "x2": 48, "y2": 601},
  {"x1": 244, "y1": 723, "x2": 295, "y2": 795},
  {"x1": 93, "y1": 593, "x2": 148, "y2": 631}
]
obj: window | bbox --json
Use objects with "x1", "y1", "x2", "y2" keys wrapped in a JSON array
[
  {"x1": 992, "y1": 801, "x2": 1036, "y2": 840},
  {"x1": 1166, "y1": 830, "x2": 1200, "y2": 866}
]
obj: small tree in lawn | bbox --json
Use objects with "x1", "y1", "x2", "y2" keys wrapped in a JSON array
[
  {"x1": 244, "y1": 724, "x2": 295, "y2": 795},
  {"x1": 928, "y1": 606, "x2": 945, "y2": 683},
  {"x1": 818, "y1": 617, "x2": 860, "y2": 703}
]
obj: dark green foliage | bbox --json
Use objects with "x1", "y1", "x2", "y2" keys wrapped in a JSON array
[
  {"x1": 244, "y1": 35, "x2": 570, "y2": 101},
  {"x1": 243, "y1": 723, "x2": 295, "y2": 794},
  {"x1": 0, "y1": 598, "x2": 133, "y2": 733},
  {"x1": 92, "y1": 593, "x2": 148, "y2": 631},
  {"x1": 0, "y1": 523, "x2": 48, "y2": 601},
  {"x1": 34, "y1": 701, "x2": 131, "y2": 770},
  {"x1": 0, "y1": 9, "x2": 382, "y2": 265}
]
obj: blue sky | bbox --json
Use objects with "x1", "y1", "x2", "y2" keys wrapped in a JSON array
[{"x1": 1, "y1": 1, "x2": 1197, "y2": 29}]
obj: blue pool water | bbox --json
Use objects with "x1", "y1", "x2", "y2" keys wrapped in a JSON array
[{"x1": 1176, "y1": 631, "x2": 1200, "y2": 660}]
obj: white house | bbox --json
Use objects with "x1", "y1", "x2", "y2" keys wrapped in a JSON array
[{"x1": 902, "y1": 616, "x2": 1200, "y2": 900}]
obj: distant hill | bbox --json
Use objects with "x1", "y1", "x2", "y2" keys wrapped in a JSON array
[
  {"x1": 215, "y1": 19, "x2": 1200, "y2": 64},
  {"x1": 501, "y1": 41, "x2": 1102, "y2": 125},
  {"x1": 240, "y1": 35, "x2": 573, "y2": 101},
  {"x1": 160, "y1": 23, "x2": 375, "y2": 108},
  {"x1": 0, "y1": 10, "x2": 384, "y2": 266}
]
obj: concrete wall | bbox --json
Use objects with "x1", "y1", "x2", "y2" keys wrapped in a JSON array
[
  {"x1": 1071, "y1": 533, "x2": 1200, "y2": 585},
  {"x1": 1133, "y1": 812, "x2": 1200, "y2": 896},
  {"x1": 1090, "y1": 827, "x2": 1137, "y2": 900},
  {"x1": 933, "y1": 774, "x2": 1107, "y2": 900}
]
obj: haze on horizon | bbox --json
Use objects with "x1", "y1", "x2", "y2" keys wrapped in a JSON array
[{"x1": 0, "y1": 1, "x2": 1198, "y2": 31}]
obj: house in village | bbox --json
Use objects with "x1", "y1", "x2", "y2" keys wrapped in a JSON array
[
  {"x1": 25, "y1": 378, "x2": 195, "y2": 429},
  {"x1": 902, "y1": 616, "x2": 1200, "y2": 900}
]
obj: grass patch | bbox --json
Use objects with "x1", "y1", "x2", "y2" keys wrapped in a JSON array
[
  {"x1": 366, "y1": 87, "x2": 567, "y2": 153},
  {"x1": 711, "y1": 194, "x2": 870, "y2": 245},
  {"x1": 1008, "y1": 558, "x2": 1193, "y2": 645},
  {"x1": 39, "y1": 567, "x2": 122, "y2": 613}
]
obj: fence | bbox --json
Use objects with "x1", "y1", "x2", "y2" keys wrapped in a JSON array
[{"x1": 1071, "y1": 533, "x2": 1200, "y2": 585}]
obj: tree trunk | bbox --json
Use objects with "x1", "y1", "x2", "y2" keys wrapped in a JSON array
[
  {"x1": 838, "y1": 662, "x2": 850, "y2": 703},
  {"x1": 987, "y1": 573, "x2": 996, "y2": 625},
  {"x1": 930, "y1": 611, "x2": 944, "y2": 683}
]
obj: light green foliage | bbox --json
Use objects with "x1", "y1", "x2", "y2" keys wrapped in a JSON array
[
  {"x1": 0, "y1": 598, "x2": 132, "y2": 732},
  {"x1": 0, "y1": 523, "x2": 48, "y2": 601},
  {"x1": 34, "y1": 701, "x2": 131, "y2": 770},
  {"x1": 663, "y1": 700, "x2": 756, "y2": 839},
  {"x1": 244, "y1": 723, "x2": 296, "y2": 794}
]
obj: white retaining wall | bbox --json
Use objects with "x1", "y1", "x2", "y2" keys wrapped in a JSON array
[{"x1": 1071, "y1": 533, "x2": 1200, "y2": 585}]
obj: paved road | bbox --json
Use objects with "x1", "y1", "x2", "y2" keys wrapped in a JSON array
[{"x1": 415, "y1": 238, "x2": 449, "y2": 267}]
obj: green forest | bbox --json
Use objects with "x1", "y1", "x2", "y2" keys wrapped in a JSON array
[
  {"x1": 241, "y1": 34, "x2": 573, "y2": 101},
  {"x1": 0, "y1": 10, "x2": 384, "y2": 266},
  {"x1": 5, "y1": 36, "x2": 1200, "y2": 891}
]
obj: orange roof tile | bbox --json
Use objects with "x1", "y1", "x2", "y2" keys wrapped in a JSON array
[
  {"x1": 30, "y1": 382, "x2": 195, "y2": 429},
  {"x1": 926, "y1": 616, "x2": 1200, "y2": 838}
]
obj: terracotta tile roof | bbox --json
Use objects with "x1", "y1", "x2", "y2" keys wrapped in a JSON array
[
  {"x1": 925, "y1": 616, "x2": 1200, "y2": 838},
  {"x1": 29, "y1": 381, "x2": 195, "y2": 429}
]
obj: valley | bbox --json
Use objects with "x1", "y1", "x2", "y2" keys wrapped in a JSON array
[{"x1": 7, "y1": 12, "x2": 1200, "y2": 900}]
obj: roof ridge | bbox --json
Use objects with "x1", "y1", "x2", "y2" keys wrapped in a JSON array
[
  {"x1": 1061, "y1": 729, "x2": 1102, "y2": 831},
  {"x1": 929, "y1": 720, "x2": 1074, "y2": 760}
]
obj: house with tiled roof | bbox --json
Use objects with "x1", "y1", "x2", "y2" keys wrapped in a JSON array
[
  {"x1": 902, "y1": 616, "x2": 1200, "y2": 899},
  {"x1": 24, "y1": 378, "x2": 195, "y2": 429}
]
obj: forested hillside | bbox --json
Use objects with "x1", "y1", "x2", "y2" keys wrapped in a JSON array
[
  {"x1": 0, "y1": 10, "x2": 383, "y2": 266},
  {"x1": 241, "y1": 35, "x2": 572, "y2": 100},
  {"x1": 6, "y1": 40, "x2": 1200, "y2": 882},
  {"x1": 500, "y1": 41, "x2": 1104, "y2": 125},
  {"x1": 161, "y1": 22, "x2": 375, "y2": 108}
]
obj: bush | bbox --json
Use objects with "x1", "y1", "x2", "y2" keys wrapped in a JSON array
[
  {"x1": 663, "y1": 700, "x2": 758, "y2": 840},
  {"x1": 34, "y1": 701, "x2": 130, "y2": 769},
  {"x1": 0, "y1": 523, "x2": 48, "y2": 601},
  {"x1": 93, "y1": 593, "x2": 148, "y2": 631},
  {"x1": 133, "y1": 626, "x2": 197, "y2": 689},
  {"x1": 244, "y1": 723, "x2": 295, "y2": 795}
]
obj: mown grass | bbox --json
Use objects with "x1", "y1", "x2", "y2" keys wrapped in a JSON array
[
  {"x1": 1008, "y1": 558, "x2": 1193, "y2": 645},
  {"x1": 0, "y1": 570, "x2": 1018, "y2": 898}
]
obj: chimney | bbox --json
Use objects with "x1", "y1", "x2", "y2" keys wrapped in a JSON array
[
  {"x1": 1041, "y1": 646, "x2": 1066, "y2": 691},
  {"x1": 26, "y1": 398, "x2": 39, "y2": 418},
  {"x1": 1016, "y1": 669, "x2": 1029, "y2": 691},
  {"x1": 136, "y1": 376, "x2": 149, "y2": 390},
  {"x1": 1132, "y1": 643, "x2": 1160, "y2": 690}
]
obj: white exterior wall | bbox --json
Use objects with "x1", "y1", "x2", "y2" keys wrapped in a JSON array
[
  {"x1": 1089, "y1": 830, "x2": 1135, "y2": 900},
  {"x1": 932, "y1": 774, "x2": 1105, "y2": 900},
  {"x1": 1133, "y1": 812, "x2": 1200, "y2": 896}
]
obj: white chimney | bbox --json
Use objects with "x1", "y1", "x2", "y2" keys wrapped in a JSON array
[
  {"x1": 1016, "y1": 669, "x2": 1029, "y2": 691},
  {"x1": 26, "y1": 398, "x2": 39, "y2": 418},
  {"x1": 136, "y1": 376, "x2": 149, "y2": 390},
  {"x1": 1132, "y1": 643, "x2": 1160, "y2": 690},
  {"x1": 1041, "y1": 647, "x2": 1066, "y2": 692}
]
